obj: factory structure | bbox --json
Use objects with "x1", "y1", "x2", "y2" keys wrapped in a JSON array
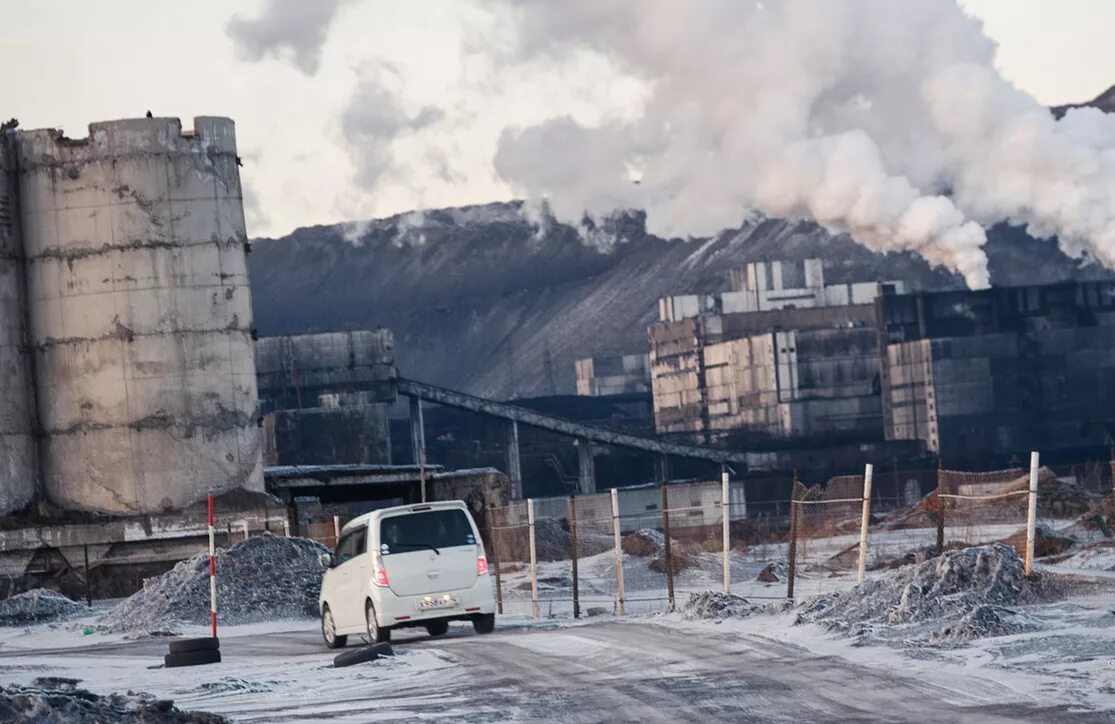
[
  {"x1": 0, "y1": 116, "x2": 504, "y2": 597},
  {"x1": 3, "y1": 114, "x2": 1114, "y2": 598},
  {"x1": 617, "y1": 259, "x2": 1115, "y2": 470}
]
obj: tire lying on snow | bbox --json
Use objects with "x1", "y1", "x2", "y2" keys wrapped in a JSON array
[
  {"x1": 165, "y1": 649, "x2": 221, "y2": 668},
  {"x1": 168, "y1": 636, "x2": 219, "y2": 654},
  {"x1": 371, "y1": 642, "x2": 394, "y2": 657},
  {"x1": 334, "y1": 645, "x2": 381, "y2": 668}
]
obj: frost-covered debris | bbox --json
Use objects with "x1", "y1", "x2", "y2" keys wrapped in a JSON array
[
  {"x1": 930, "y1": 604, "x2": 1035, "y2": 643},
  {"x1": 681, "y1": 591, "x2": 761, "y2": 621},
  {"x1": 796, "y1": 543, "x2": 1041, "y2": 645},
  {"x1": 533, "y1": 518, "x2": 612, "y2": 561},
  {"x1": 0, "y1": 589, "x2": 89, "y2": 627},
  {"x1": 0, "y1": 678, "x2": 226, "y2": 723},
  {"x1": 103, "y1": 534, "x2": 329, "y2": 634}
]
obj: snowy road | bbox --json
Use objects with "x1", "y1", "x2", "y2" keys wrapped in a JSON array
[{"x1": 0, "y1": 619, "x2": 1102, "y2": 722}]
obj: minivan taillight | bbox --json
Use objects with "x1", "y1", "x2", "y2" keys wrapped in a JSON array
[
  {"x1": 372, "y1": 554, "x2": 390, "y2": 587},
  {"x1": 477, "y1": 554, "x2": 489, "y2": 576}
]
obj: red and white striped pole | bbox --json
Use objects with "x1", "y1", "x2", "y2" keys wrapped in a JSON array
[{"x1": 208, "y1": 492, "x2": 217, "y2": 639}]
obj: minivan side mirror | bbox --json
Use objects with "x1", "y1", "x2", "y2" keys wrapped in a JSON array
[{"x1": 319, "y1": 552, "x2": 333, "y2": 568}]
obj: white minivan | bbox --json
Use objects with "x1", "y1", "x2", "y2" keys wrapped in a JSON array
[{"x1": 318, "y1": 500, "x2": 497, "y2": 647}]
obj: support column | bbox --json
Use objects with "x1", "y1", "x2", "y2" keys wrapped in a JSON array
[
  {"x1": 653, "y1": 453, "x2": 670, "y2": 485},
  {"x1": 506, "y1": 420, "x2": 523, "y2": 499},
  {"x1": 409, "y1": 396, "x2": 428, "y2": 502},
  {"x1": 577, "y1": 437, "x2": 596, "y2": 495}
]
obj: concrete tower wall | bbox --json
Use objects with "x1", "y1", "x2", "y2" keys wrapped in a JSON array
[
  {"x1": 14, "y1": 117, "x2": 262, "y2": 514},
  {"x1": 0, "y1": 138, "x2": 38, "y2": 514}
]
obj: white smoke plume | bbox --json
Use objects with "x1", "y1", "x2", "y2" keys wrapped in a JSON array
[
  {"x1": 227, "y1": 0, "x2": 345, "y2": 75},
  {"x1": 493, "y1": 0, "x2": 1115, "y2": 288}
]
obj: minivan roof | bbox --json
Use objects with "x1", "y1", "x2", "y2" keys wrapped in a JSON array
[{"x1": 340, "y1": 500, "x2": 469, "y2": 534}]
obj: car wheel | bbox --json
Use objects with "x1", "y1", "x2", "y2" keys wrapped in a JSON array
[
  {"x1": 426, "y1": 620, "x2": 449, "y2": 637},
  {"x1": 366, "y1": 600, "x2": 391, "y2": 644},
  {"x1": 322, "y1": 605, "x2": 347, "y2": 649},
  {"x1": 472, "y1": 613, "x2": 495, "y2": 635}
]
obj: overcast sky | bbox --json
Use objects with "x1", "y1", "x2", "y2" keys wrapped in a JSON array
[{"x1": 0, "y1": 0, "x2": 1111, "y2": 238}]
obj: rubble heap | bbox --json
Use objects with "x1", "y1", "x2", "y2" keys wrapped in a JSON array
[
  {"x1": 103, "y1": 534, "x2": 328, "y2": 633},
  {"x1": 532, "y1": 518, "x2": 613, "y2": 561},
  {"x1": 681, "y1": 591, "x2": 761, "y2": 621},
  {"x1": 0, "y1": 678, "x2": 226, "y2": 723},
  {"x1": 797, "y1": 543, "x2": 1039, "y2": 644},
  {"x1": 0, "y1": 589, "x2": 89, "y2": 627}
]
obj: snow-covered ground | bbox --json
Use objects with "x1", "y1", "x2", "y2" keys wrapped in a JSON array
[
  {"x1": 1, "y1": 597, "x2": 1112, "y2": 722},
  {"x1": 3, "y1": 520, "x2": 1113, "y2": 722}
]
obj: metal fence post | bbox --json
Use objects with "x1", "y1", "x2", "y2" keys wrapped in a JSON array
[
  {"x1": 935, "y1": 466, "x2": 945, "y2": 556},
  {"x1": 528, "y1": 498, "x2": 539, "y2": 619},
  {"x1": 611, "y1": 487, "x2": 626, "y2": 616},
  {"x1": 721, "y1": 470, "x2": 731, "y2": 594},
  {"x1": 787, "y1": 477, "x2": 800, "y2": 600},
  {"x1": 568, "y1": 495, "x2": 580, "y2": 619},
  {"x1": 1025, "y1": 451, "x2": 1039, "y2": 576},
  {"x1": 661, "y1": 485, "x2": 675, "y2": 610},
  {"x1": 857, "y1": 464, "x2": 874, "y2": 582},
  {"x1": 83, "y1": 544, "x2": 91, "y2": 607}
]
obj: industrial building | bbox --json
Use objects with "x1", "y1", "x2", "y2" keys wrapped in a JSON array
[
  {"x1": 255, "y1": 330, "x2": 396, "y2": 466},
  {"x1": 878, "y1": 281, "x2": 1115, "y2": 467},
  {"x1": 650, "y1": 259, "x2": 899, "y2": 447},
  {"x1": 575, "y1": 353, "x2": 651, "y2": 396}
]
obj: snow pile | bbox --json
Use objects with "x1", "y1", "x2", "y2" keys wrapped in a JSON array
[
  {"x1": 1059, "y1": 544, "x2": 1115, "y2": 572},
  {"x1": 797, "y1": 543, "x2": 1039, "y2": 644},
  {"x1": 681, "y1": 592, "x2": 761, "y2": 621},
  {"x1": 0, "y1": 678, "x2": 226, "y2": 723},
  {"x1": 930, "y1": 604, "x2": 1033, "y2": 643},
  {"x1": 103, "y1": 534, "x2": 328, "y2": 633},
  {"x1": 0, "y1": 589, "x2": 89, "y2": 627}
]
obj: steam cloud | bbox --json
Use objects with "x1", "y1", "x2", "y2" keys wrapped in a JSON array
[
  {"x1": 493, "y1": 0, "x2": 1115, "y2": 289},
  {"x1": 227, "y1": 0, "x2": 344, "y2": 75},
  {"x1": 227, "y1": 0, "x2": 1115, "y2": 287}
]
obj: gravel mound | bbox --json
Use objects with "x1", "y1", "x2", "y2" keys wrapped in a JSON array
[
  {"x1": 0, "y1": 589, "x2": 89, "y2": 627},
  {"x1": 930, "y1": 604, "x2": 1034, "y2": 643},
  {"x1": 797, "y1": 543, "x2": 1038, "y2": 644},
  {"x1": 534, "y1": 518, "x2": 613, "y2": 561},
  {"x1": 0, "y1": 678, "x2": 226, "y2": 723},
  {"x1": 103, "y1": 534, "x2": 329, "y2": 634},
  {"x1": 681, "y1": 591, "x2": 761, "y2": 621}
]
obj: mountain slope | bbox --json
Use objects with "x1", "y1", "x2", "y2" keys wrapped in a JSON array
[{"x1": 249, "y1": 203, "x2": 1108, "y2": 399}]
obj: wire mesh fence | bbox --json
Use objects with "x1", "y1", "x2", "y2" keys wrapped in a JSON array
[
  {"x1": 290, "y1": 450, "x2": 1114, "y2": 620},
  {"x1": 790, "y1": 474, "x2": 868, "y2": 597}
]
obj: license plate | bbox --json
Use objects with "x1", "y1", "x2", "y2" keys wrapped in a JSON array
[{"x1": 416, "y1": 595, "x2": 458, "y2": 611}]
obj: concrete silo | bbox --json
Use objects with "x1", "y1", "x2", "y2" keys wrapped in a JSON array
[
  {"x1": 14, "y1": 117, "x2": 262, "y2": 514},
  {"x1": 0, "y1": 137, "x2": 38, "y2": 514}
]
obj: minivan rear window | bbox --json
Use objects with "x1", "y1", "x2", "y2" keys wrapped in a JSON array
[{"x1": 379, "y1": 509, "x2": 475, "y2": 555}]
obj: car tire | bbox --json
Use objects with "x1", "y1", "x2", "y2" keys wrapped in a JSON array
[
  {"x1": 426, "y1": 620, "x2": 449, "y2": 637},
  {"x1": 371, "y1": 642, "x2": 394, "y2": 657},
  {"x1": 168, "y1": 637, "x2": 219, "y2": 654},
  {"x1": 333, "y1": 645, "x2": 379, "y2": 668},
  {"x1": 322, "y1": 605, "x2": 348, "y2": 649},
  {"x1": 366, "y1": 600, "x2": 391, "y2": 644},
  {"x1": 165, "y1": 649, "x2": 221, "y2": 668},
  {"x1": 472, "y1": 613, "x2": 495, "y2": 635}
]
